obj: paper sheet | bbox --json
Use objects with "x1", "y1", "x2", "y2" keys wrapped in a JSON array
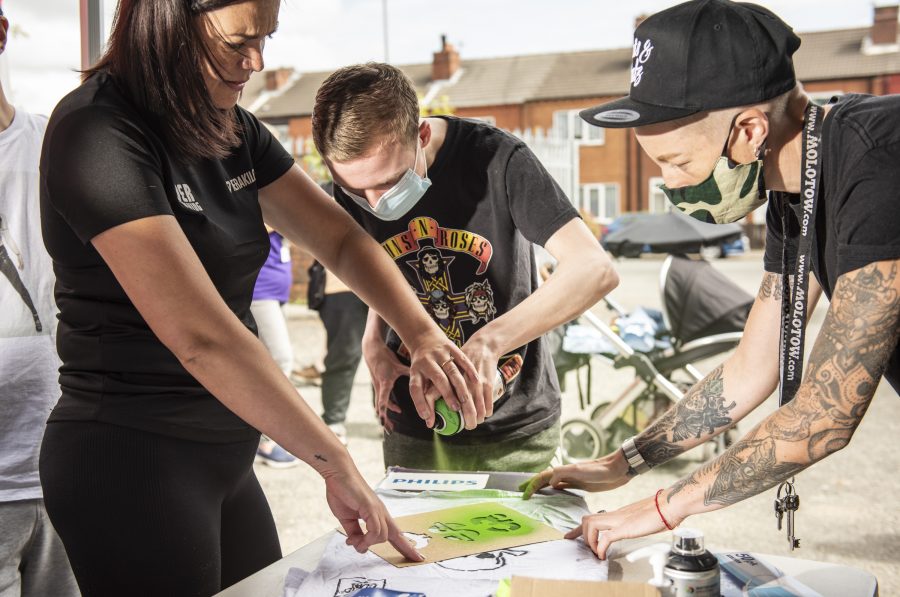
[{"x1": 293, "y1": 490, "x2": 608, "y2": 597}]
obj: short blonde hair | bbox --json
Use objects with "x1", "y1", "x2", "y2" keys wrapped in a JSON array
[{"x1": 312, "y1": 63, "x2": 420, "y2": 161}]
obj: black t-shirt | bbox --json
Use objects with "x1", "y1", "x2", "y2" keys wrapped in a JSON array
[
  {"x1": 336, "y1": 116, "x2": 579, "y2": 443},
  {"x1": 40, "y1": 72, "x2": 295, "y2": 442},
  {"x1": 764, "y1": 94, "x2": 900, "y2": 395}
]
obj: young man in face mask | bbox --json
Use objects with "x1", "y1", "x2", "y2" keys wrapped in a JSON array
[
  {"x1": 312, "y1": 63, "x2": 619, "y2": 472},
  {"x1": 523, "y1": 0, "x2": 900, "y2": 558}
]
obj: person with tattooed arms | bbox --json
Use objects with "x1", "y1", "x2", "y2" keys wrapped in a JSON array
[{"x1": 523, "y1": 0, "x2": 900, "y2": 559}]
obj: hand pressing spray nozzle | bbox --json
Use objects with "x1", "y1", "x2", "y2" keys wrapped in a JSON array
[{"x1": 433, "y1": 369, "x2": 505, "y2": 436}]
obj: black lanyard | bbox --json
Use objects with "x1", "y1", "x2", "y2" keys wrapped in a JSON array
[{"x1": 779, "y1": 103, "x2": 825, "y2": 406}]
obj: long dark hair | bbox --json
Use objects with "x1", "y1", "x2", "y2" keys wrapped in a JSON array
[{"x1": 85, "y1": 0, "x2": 246, "y2": 162}]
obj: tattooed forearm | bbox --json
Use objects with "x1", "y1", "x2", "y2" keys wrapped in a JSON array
[
  {"x1": 693, "y1": 261, "x2": 900, "y2": 509},
  {"x1": 634, "y1": 365, "x2": 735, "y2": 467},
  {"x1": 703, "y1": 427, "x2": 805, "y2": 506},
  {"x1": 768, "y1": 262, "x2": 899, "y2": 446},
  {"x1": 757, "y1": 272, "x2": 784, "y2": 302}
]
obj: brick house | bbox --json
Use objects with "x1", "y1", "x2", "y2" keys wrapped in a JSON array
[{"x1": 244, "y1": 2, "x2": 900, "y2": 298}]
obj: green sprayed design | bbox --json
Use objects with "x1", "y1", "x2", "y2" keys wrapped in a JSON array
[{"x1": 426, "y1": 503, "x2": 536, "y2": 543}]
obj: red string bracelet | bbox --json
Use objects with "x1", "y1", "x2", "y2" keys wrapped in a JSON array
[{"x1": 655, "y1": 489, "x2": 675, "y2": 530}]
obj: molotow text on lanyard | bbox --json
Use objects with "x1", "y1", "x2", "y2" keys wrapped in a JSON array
[{"x1": 775, "y1": 102, "x2": 825, "y2": 551}]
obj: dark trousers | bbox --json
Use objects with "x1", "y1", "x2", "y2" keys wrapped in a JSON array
[
  {"x1": 319, "y1": 292, "x2": 368, "y2": 425},
  {"x1": 40, "y1": 422, "x2": 281, "y2": 597},
  {"x1": 0, "y1": 245, "x2": 42, "y2": 332}
]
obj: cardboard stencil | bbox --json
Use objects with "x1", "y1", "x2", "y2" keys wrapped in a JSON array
[{"x1": 368, "y1": 502, "x2": 563, "y2": 567}]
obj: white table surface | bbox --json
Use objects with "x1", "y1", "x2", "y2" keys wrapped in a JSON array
[{"x1": 215, "y1": 530, "x2": 878, "y2": 597}]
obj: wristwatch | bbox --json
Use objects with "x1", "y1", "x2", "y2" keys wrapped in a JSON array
[{"x1": 621, "y1": 436, "x2": 651, "y2": 474}]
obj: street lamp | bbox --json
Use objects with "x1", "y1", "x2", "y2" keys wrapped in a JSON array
[{"x1": 79, "y1": 0, "x2": 104, "y2": 70}]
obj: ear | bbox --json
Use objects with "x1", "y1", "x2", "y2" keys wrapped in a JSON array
[
  {"x1": 727, "y1": 108, "x2": 769, "y2": 163},
  {"x1": 419, "y1": 119, "x2": 432, "y2": 148}
]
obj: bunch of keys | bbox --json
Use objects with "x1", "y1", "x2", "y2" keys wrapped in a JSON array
[{"x1": 774, "y1": 478, "x2": 800, "y2": 550}]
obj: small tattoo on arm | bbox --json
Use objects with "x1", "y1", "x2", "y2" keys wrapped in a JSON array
[
  {"x1": 314, "y1": 454, "x2": 328, "y2": 462},
  {"x1": 757, "y1": 272, "x2": 784, "y2": 302}
]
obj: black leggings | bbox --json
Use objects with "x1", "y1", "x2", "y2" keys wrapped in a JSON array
[{"x1": 39, "y1": 422, "x2": 281, "y2": 597}]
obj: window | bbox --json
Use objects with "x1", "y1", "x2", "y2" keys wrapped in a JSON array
[
  {"x1": 552, "y1": 110, "x2": 605, "y2": 145},
  {"x1": 578, "y1": 183, "x2": 620, "y2": 223},
  {"x1": 648, "y1": 177, "x2": 671, "y2": 214}
]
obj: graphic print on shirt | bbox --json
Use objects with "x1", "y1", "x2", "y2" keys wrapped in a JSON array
[
  {"x1": 334, "y1": 577, "x2": 386, "y2": 597},
  {"x1": 174, "y1": 183, "x2": 203, "y2": 212},
  {"x1": 436, "y1": 548, "x2": 528, "y2": 572},
  {"x1": 381, "y1": 216, "x2": 496, "y2": 347},
  {"x1": 0, "y1": 214, "x2": 42, "y2": 334}
]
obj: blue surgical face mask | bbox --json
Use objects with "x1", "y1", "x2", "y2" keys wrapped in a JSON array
[{"x1": 341, "y1": 142, "x2": 432, "y2": 221}]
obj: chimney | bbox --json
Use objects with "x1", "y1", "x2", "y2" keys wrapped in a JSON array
[
  {"x1": 432, "y1": 34, "x2": 460, "y2": 81},
  {"x1": 264, "y1": 67, "x2": 294, "y2": 92},
  {"x1": 872, "y1": 3, "x2": 899, "y2": 46}
]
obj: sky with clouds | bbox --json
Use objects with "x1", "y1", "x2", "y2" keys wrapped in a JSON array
[{"x1": 1, "y1": 0, "x2": 873, "y2": 116}]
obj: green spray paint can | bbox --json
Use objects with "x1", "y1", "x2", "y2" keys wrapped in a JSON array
[{"x1": 434, "y1": 369, "x2": 505, "y2": 436}]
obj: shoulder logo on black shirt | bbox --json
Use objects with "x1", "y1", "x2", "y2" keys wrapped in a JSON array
[
  {"x1": 175, "y1": 183, "x2": 203, "y2": 212},
  {"x1": 225, "y1": 169, "x2": 257, "y2": 193}
]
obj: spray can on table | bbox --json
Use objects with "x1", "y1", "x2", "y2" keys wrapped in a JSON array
[
  {"x1": 433, "y1": 369, "x2": 506, "y2": 436},
  {"x1": 663, "y1": 528, "x2": 720, "y2": 597}
]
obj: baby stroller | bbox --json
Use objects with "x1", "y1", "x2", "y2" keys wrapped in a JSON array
[{"x1": 556, "y1": 253, "x2": 754, "y2": 463}]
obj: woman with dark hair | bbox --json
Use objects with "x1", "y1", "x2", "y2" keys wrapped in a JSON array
[{"x1": 37, "y1": 1, "x2": 481, "y2": 595}]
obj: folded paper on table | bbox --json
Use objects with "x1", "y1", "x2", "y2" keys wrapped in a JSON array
[{"x1": 367, "y1": 502, "x2": 563, "y2": 567}]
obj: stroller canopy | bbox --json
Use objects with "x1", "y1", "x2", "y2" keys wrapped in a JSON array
[
  {"x1": 663, "y1": 255, "x2": 754, "y2": 344},
  {"x1": 603, "y1": 211, "x2": 743, "y2": 256}
]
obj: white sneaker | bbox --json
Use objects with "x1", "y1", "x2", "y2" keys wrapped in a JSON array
[{"x1": 327, "y1": 422, "x2": 348, "y2": 446}]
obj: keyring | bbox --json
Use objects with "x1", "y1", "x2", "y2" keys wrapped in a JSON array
[{"x1": 439, "y1": 357, "x2": 455, "y2": 370}]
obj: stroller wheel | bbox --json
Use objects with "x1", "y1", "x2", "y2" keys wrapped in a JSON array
[{"x1": 561, "y1": 419, "x2": 606, "y2": 463}]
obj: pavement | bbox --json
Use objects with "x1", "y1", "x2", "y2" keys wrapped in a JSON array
[{"x1": 256, "y1": 251, "x2": 900, "y2": 593}]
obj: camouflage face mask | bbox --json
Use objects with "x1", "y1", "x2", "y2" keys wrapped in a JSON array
[{"x1": 661, "y1": 148, "x2": 767, "y2": 224}]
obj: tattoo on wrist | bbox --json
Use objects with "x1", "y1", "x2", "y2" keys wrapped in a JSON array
[
  {"x1": 634, "y1": 365, "x2": 735, "y2": 467},
  {"x1": 758, "y1": 272, "x2": 784, "y2": 302},
  {"x1": 314, "y1": 453, "x2": 328, "y2": 462}
]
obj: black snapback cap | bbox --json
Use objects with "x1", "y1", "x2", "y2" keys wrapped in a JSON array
[{"x1": 581, "y1": 0, "x2": 801, "y2": 128}]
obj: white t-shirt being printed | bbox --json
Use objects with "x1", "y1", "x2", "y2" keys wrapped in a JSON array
[{"x1": 0, "y1": 108, "x2": 57, "y2": 501}]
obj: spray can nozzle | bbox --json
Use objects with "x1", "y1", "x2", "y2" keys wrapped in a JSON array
[{"x1": 433, "y1": 369, "x2": 505, "y2": 436}]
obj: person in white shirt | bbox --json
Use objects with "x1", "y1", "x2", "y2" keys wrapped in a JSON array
[{"x1": 0, "y1": 5, "x2": 78, "y2": 596}]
